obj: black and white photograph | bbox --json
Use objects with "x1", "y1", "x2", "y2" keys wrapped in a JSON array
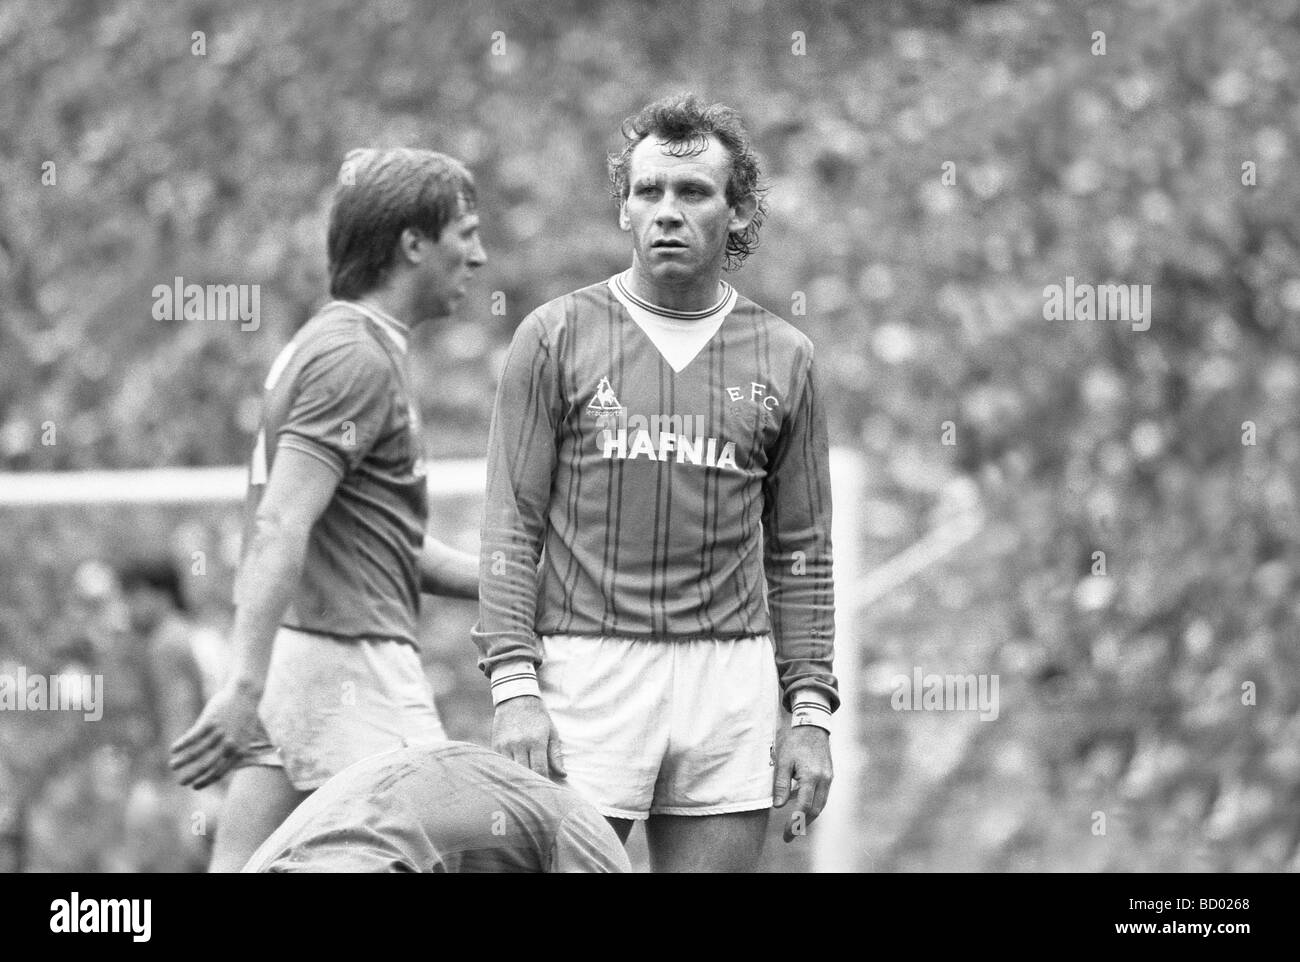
[{"x1": 0, "y1": 0, "x2": 1293, "y2": 917}]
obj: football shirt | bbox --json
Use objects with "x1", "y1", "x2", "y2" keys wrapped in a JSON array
[
  {"x1": 473, "y1": 276, "x2": 837, "y2": 710},
  {"x1": 243, "y1": 301, "x2": 427, "y2": 645}
]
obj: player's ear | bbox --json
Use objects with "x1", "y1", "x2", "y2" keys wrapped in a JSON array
[
  {"x1": 618, "y1": 200, "x2": 631, "y2": 232},
  {"x1": 727, "y1": 192, "x2": 758, "y2": 234},
  {"x1": 397, "y1": 227, "x2": 425, "y2": 264}
]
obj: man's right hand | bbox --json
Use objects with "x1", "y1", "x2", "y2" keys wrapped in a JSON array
[
  {"x1": 493, "y1": 695, "x2": 566, "y2": 780},
  {"x1": 169, "y1": 680, "x2": 263, "y2": 789}
]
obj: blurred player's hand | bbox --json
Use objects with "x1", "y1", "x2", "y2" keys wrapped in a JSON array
[
  {"x1": 168, "y1": 682, "x2": 263, "y2": 789},
  {"x1": 773, "y1": 725, "x2": 833, "y2": 842},
  {"x1": 493, "y1": 695, "x2": 566, "y2": 781}
]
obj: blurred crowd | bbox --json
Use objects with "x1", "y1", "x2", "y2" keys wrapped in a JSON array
[
  {"x1": 1, "y1": 556, "x2": 226, "y2": 872},
  {"x1": 2, "y1": 0, "x2": 1299, "y2": 870}
]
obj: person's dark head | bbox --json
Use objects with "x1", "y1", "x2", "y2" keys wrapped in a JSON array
[
  {"x1": 608, "y1": 94, "x2": 767, "y2": 277},
  {"x1": 327, "y1": 148, "x2": 486, "y2": 319},
  {"x1": 118, "y1": 558, "x2": 187, "y2": 634}
]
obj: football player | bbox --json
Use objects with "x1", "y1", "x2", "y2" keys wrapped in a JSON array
[
  {"x1": 474, "y1": 95, "x2": 837, "y2": 871},
  {"x1": 171, "y1": 148, "x2": 484, "y2": 871},
  {"x1": 242, "y1": 741, "x2": 630, "y2": 873}
]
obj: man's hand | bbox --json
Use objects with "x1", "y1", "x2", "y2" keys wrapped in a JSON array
[
  {"x1": 493, "y1": 695, "x2": 566, "y2": 780},
  {"x1": 773, "y1": 725, "x2": 833, "y2": 842},
  {"x1": 169, "y1": 681, "x2": 263, "y2": 789}
]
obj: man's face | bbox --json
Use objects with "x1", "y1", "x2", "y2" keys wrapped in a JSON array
[
  {"x1": 413, "y1": 201, "x2": 486, "y2": 320},
  {"x1": 620, "y1": 134, "x2": 753, "y2": 285}
]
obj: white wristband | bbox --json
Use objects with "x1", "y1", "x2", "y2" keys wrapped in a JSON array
[
  {"x1": 490, "y1": 660, "x2": 541, "y2": 706},
  {"x1": 790, "y1": 688, "x2": 833, "y2": 733}
]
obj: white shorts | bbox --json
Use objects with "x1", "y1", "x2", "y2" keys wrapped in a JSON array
[
  {"x1": 240, "y1": 627, "x2": 447, "y2": 790},
  {"x1": 539, "y1": 634, "x2": 779, "y2": 820}
]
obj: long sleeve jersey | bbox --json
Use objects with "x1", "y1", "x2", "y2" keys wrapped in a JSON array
[{"x1": 472, "y1": 275, "x2": 838, "y2": 712}]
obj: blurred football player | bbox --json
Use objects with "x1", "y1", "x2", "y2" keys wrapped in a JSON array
[
  {"x1": 242, "y1": 741, "x2": 629, "y2": 873},
  {"x1": 171, "y1": 148, "x2": 485, "y2": 871}
]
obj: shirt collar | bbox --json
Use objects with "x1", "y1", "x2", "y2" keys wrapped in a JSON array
[
  {"x1": 326, "y1": 299, "x2": 410, "y2": 354},
  {"x1": 614, "y1": 270, "x2": 732, "y2": 320}
]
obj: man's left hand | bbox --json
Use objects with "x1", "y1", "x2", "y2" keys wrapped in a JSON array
[{"x1": 772, "y1": 725, "x2": 833, "y2": 842}]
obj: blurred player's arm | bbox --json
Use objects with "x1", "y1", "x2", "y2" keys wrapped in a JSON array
[
  {"x1": 148, "y1": 627, "x2": 206, "y2": 751},
  {"x1": 170, "y1": 446, "x2": 339, "y2": 789},
  {"x1": 470, "y1": 312, "x2": 566, "y2": 778},
  {"x1": 418, "y1": 535, "x2": 478, "y2": 599},
  {"x1": 762, "y1": 349, "x2": 837, "y2": 839}
]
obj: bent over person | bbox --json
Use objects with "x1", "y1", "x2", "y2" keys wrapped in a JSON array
[
  {"x1": 242, "y1": 741, "x2": 630, "y2": 873},
  {"x1": 473, "y1": 94, "x2": 838, "y2": 872},
  {"x1": 170, "y1": 148, "x2": 485, "y2": 871}
]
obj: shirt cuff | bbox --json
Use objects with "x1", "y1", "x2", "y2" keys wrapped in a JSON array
[
  {"x1": 490, "y1": 660, "x2": 540, "y2": 706},
  {"x1": 790, "y1": 687, "x2": 833, "y2": 733}
]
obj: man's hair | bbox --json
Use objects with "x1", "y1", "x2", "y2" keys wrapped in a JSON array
[
  {"x1": 328, "y1": 148, "x2": 477, "y2": 299},
  {"x1": 607, "y1": 93, "x2": 768, "y2": 271},
  {"x1": 118, "y1": 558, "x2": 188, "y2": 614}
]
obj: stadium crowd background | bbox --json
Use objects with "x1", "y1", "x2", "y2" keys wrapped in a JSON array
[{"x1": 2, "y1": 0, "x2": 1299, "y2": 871}]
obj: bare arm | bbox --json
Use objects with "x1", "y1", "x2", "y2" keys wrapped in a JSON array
[
  {"x1": 169, "y1": 446, "x2": 339, "y2": 788},
  {"x1": 418, "y1": 535, "x2": 479, "y2": 599},
  {"x1": 226, "y1": 446, "x2": 339, "y2": 692},
  {"x1": 148, "y1": 628, "x2": 205, "y2": 751}
]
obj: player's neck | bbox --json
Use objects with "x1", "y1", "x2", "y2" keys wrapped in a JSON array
[
  {"x1": 625, "y1": 261, "x2": 725, "y2": 315},
  {"x1": 352, "y1": 288, "x2": 414, "y2": 332}
]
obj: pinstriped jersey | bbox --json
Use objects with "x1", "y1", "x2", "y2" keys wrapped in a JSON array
[{"x1": 472, "y1": 275, "x2": 837, "y2": 710}]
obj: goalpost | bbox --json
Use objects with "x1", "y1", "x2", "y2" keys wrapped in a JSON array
[
  {"x1": 817, "y1": 448, "x2": 984, "y2": 872},
  {"x1": 0, "y1": 449, "x2": 979, "y2": 873}
]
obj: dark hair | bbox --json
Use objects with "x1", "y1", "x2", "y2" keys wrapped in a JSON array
[
  {"x1": 328, "y1": 148, "x2": 477, "y2": 299},
  {"x1": 608, "y1": 93, "x2": 768, "y2": 271},
  {"x1": 118, "y1": 558, "x2": 188, "y2": 614}
]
